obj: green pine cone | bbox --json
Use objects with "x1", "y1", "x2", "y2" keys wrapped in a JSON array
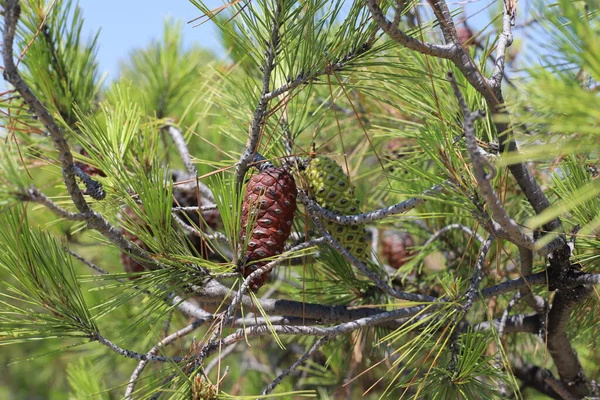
[{"x1": 303, "y1": 156, "x2": 369, "y2": 261}]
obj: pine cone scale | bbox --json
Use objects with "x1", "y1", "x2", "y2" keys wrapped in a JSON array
[
  {"x1": 303, "y1": 156, "x2": 369, "y2": 261},
  {"x1": 240, "y1": 167, "x2": 297, "y2": 290}
]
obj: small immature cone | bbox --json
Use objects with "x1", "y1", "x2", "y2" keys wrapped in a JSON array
[
  {"x1": 381, "y1": 230, "x2": 415, "y2": 270},
  {"x1": 240, "y1": 167, "x2": 297, "y2": 290},
  {"x1": 303, "y1": 156, "x2": 369, "y2": 261}
]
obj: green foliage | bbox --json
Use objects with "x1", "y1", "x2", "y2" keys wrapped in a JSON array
[
  {"x1": 18, "y1": 0, "x2": 102, "y2": 128},
  {"x1": 66, "y1": 359, "x2": 109, "y2": 400},
  {"x1": 0, "y1": 206, "x2": 97, "y2": 343},
  {"x1": 1, "y1": 0, "x2": 599, "y2": 398}
]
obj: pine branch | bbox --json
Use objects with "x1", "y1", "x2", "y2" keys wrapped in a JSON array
[
  {"x1": 234, "y1": 1, "x2": 283, "y2": 188},
  {"x1": 172, "y1": 205, "x2": 218, "y2": 212},
  {"x1": 496, "y1": 292, "x2": 522, "y2": 337},
  {"x1": 307, "y1": 207, "x2": 439, "y2": 303},
  {"x1": 21, "y1": 187, "x2": 88, "y2": 221},
  {"x1": 200, "y1": 303, "x2": 433, "y2": 360},
  {"x1": 490, "y1": 0, "x2": 515, "y2": 89},
  {"x1": 124, "y1": 319, "x2": 206, "y2": 399},
  {"x1": 167, "y1": 124, "x2": 197, "y2": 177},
  {"x1": 298, "y1": 182, "x2": 445, "y2": 225},
  {"x1": 3, "y1": 0, "x2": 88, "y2": 211},
  {"x1": 225, "y1": 237, "x2": 326, "y2": 321},
  {"x1": 365, "y1": 0, "x2": 456, "y2": 58},
  {"x1": 511, "y1": 359, "x2": 563, "y2": 400},
  {"x1": 91, "y1": 332, "x2": 183, "y2": 363},
  {"x1": 449, "y1": 72, "x2": 536, "y2": 250},
  {"x1": 423, "y1": 223, "x2": 485, "y2": 246},
  {"x1": 546, "y1": 286, "x2": 592, "y2": 397},
  {"x1": 260, "y1": 336, "x2": 329, "y2": 398},
  {"x1": 463, "y1": 235, "x2": 493, "y2": 312}
]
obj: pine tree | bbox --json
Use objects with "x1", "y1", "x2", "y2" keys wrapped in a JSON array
[{"x1": 0, "y1": 0, "x2": 599, "y2": 399}]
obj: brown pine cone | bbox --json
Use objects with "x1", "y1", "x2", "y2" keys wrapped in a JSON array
[
  {"x1": 381, "y1": 230, "x2": 415, "y2": 270},
  {"x1": 240, "y1": 167, "x2": 297, "y2": 290}
]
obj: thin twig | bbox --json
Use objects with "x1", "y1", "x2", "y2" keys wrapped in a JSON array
[
  {"x1": 260, "y1": 336, "x2": 329, "y2": 397},
  {"x1": 92, "y1": 332, "x2": 182, "y2": 363},
  {"x1": 66, "y1": 248, "x2": 111, "y2": 275},
  {"x1": 497, "y1": 292, "x2": 522, "y2": 337},
  {"x1": 224, "y1": 238, "x2": 325, "y2": 322},
  {"x1": 167, "y1": 125, "x2": 197, "y2": 177},
  {"x1": 2, "y1": 0, "x2": 89, "y2": 213},
  {"x1": 490, "y1": 0, "x2": 515, "y2": 89},
  {"x1": 234, "y1": 2, "x2": 283, "y2": 188},
  {"x1": 423, "y1": 223, "x2": 485, "y2": 247},
  {"x1": 308, "y1": 208, "x2": 439, "y2": 303},
  {"x1": 124, "y1": 319, "x2": 206, "y2": 399},
  {"x1": 463, "y1": 235, "x2": 493, "y2": 311},
  {"x1": 172, "y1": 205, "x2": 218, "y2": 212},
  {"x1": 23, "y1": 187, "x2": 88, "y2": 221},
  {"x1": 298, "y1": 182, "x2": 445, "y2": 225}
]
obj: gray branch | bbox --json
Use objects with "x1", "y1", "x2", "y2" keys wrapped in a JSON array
[
  {"x1": 23, "y1": 187, "x2": 88, "y2": 221},
  {"x1": 92, "y1": 332, "x2": 183, "y2": 363},
  {"x1": 224, "y1": 237, "x2": 326, "y2": 321},
  {"x1": 299, "y1": 182, "x2": 445, "y2": 225},
  {"x1": 201, "y1": 303, "x2": 433, "y2": 359},
  {"x1": 490, "y1": 0, "x2": 515, "y2": 89},
  {"x1": 124, "y1": 320, "x2": 205, "y2": 399},
  {"x1": 260, "y1": 336, "x2": 329, "y2": 397},
  {"x1": 463, "y1": 235, "x2": 493, "y2": 311},
  {"x1": 308, "y1": 208, "x2": 439, "y2": 303},
  {"x1": 234, "y1": 2, "x2": 282, "y2": 188},
  {"x1": 2, "y1": 0, "x2": 89, "y2": 213},
  {"x1": 423, "y1": 223, "x2": 485, "y2": 247},
  {"x1": 497, "y1": 292, "x2": 522, "y2": 337},
  {"x1": 365, "y1": 0, "x2": 457, "y2": 58},
  {"x1": 449, "y1": 72, "x2": 536, "y2": 251},
  {"x1": 167, "y1": 124, "x2": 197, "y2": 177}
]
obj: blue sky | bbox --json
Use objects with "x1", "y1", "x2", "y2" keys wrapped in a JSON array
[
  {"x1": 79, "y1": 0, "x2": 224, "y2": 80},
  {"x1": 80, "y1": 0, "x2": 540, "y2": 81}
]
